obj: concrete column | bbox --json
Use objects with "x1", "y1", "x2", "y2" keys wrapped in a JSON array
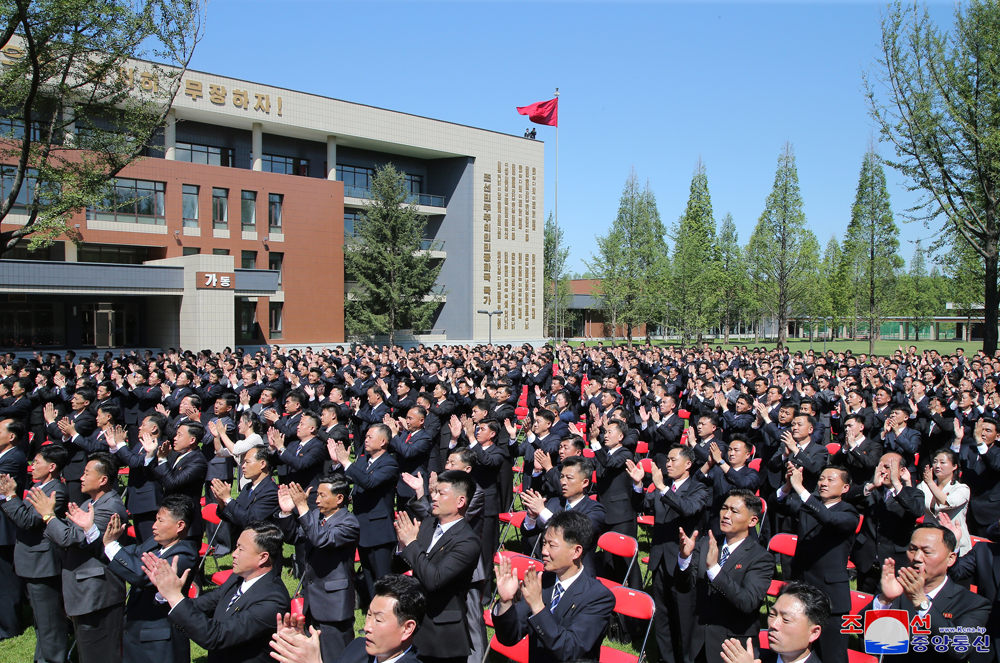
[
  {"x1": 62, "y1": 105, "x2": 75, "y2": 147},
  {"x1": 64, "y1": 241, "x2": 77, "y2": 262},
  {"x1": 326, "y1": 136, "x2": 337, "y2": 180},
  {"x1": 252, "y1": 122, "x2": 263, "y2": 171},
  {"x1": 164, "y1": 109, "x2": 177, "y2": 160}
]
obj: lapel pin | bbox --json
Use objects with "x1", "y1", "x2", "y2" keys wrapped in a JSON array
[
  {"x1": 943, "y1": 612, "x2": 952, "y2": 619},
  {"x1": 735, "y1": 564, "x2": 742, "y2": 569}
]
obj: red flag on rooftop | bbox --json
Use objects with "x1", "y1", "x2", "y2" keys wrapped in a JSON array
[{"x1": 516, "y1": 98, "x2": 558, "y2": 127}]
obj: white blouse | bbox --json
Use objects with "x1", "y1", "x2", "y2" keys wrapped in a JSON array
[{"x1": 918, "y1": 479, "x2": 972, "y2": 556}]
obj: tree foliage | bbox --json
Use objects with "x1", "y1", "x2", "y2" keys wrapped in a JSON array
[
  {"x1": 670, "y1": 159, "x2": 717, "y2": 344},
  {"x1": 842, "y1": 148, "x2": 903, "y2": 354},
  {"x1": 716, "y1": 212, "x2": 749, "y2": 344},
  {"x1": 343, "y1": 165, "x2": 443, "y2": 345},
  {"x1": 0, "y1": 0, "x2": 204, "y2": 254},
  {"x1": 746, "y1": 143, "x2": 818, "y2": 347},
  {"x1": 543, "y1": 212, "x2": 575, "y2": 338},
  {"x1": 865, "y1": 0, "x2": 1000, "y2": 354}
]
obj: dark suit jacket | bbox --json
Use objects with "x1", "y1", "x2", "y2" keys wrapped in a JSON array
[
  {"x1": 861, "y1": 579, "x2": 991, "y2": 662},
  {"x1": 0, "y1": 478, "x2": 66, "y2": 577},
  {"x1": 106, "y1": 537, "x2": 199, "y2": 663},
  {"x1": 470, "y1": 441, "x2": 504, "y2": 517},
  {"x1": 0, "y1": 445, "x2": 27, "y2": 546},
  {"x1": 51, "y1": 410, "x2": 97, "y2": 481},
  {"x1": 778, "y1": 493, "x2": 859, "y2": 614},
  {"x1": 962, "y1": 443, "x2": 1000, "y2": 527},
  {"x1": 949, "y1": 540, "x2": 1000, "y2": 663},
  {"x1": 335, "y1": 637, "x2": 422, "y2": 663},
  {"x1": 882, "y1": 426, "x2": 921, "y2": 469},
  {"x1": 278, "y1": 437, "x2": 326, "y2": 499},
  {"x1": 162, "y1": 385, "x2": 195, "y2": 416},
  {"x1": 400, "y1": 516, "x2": 481, "y2": 659},
  {"x1": 147, "y1": 450, "x2": 209, "y2": 540},
  {"x1": 344, "y1": 453, "x2": 399, "y2": 548},
  {"x1": 44, "y1": 490, "x2": 130, "y2": 616},
  {"x1": 853, "y1": 485, "x2": 923, "y2": 573},
  {"x1": 644, "y1": 473, "x2": 711, "y2": 577},
  {"x1": 676, "y1": 534, "x2": 774, "y2": 660},
  {"x1": 388, "y1": 428, "x2": 434, "y2": 499},
  {"x1": 766, "y1": 440, "x2": 829, "y2": 492},
  {"x1": 831, "y1": 436, "x2": 883, "y2": 487},
  {"x1": 275, "y1": 507, "x2": 360, "y2": 623},
  {"x1": 115, "y1": 439, "x2": 164, "y2": 516},
  {"x1": 594, "y1": 446, "x2": 636, "y2": 525},
  {"x1": 523, "y1": 495, "x2": 606, "y2": 576},
  {"x1": 351, "y1": 403, "x2": 389, "y2": 455},
  {"x1": 647, "y1": 414, "x2": 684, "y2": 459},
  {"x1": 167, "y1": 567, "x2": 290, "y2": 663},
  {"x1": 202, "y1": 415, "x2": 237, "y2": 484},
  {"x1": 218, "y1": 478, "x2": 280, "y2": 541},
  {"x1": 493, "y1": 569, "x2": 616, "y2": 663}
]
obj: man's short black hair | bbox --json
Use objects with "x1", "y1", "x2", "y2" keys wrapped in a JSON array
[
  {"x1": 726, "y1": 488, "x2": 762, "y2": 520},
  {"x1": 37, "y1": 445, "x2": 69, "y2": 473},
  {"x1": 159, "y1": 495, "x2": 195, "y2": 532},
  {"x1": 447, "y1": 447, "x2": 477, "y2": 468},
  {"x1": 914, "y1": 522, "x2": 958, "y2": 553},
  {"x1": 318, "y1": 474, "x2": 351, "y2": 500},
  {"x1": 778, "y1": 581, "x2": 832, "y2": 628},
  {"x1": 374, "y1": 574, "x2": 427, "y2": 627},
  {"x1": 180, "y1": 421, "x2": 206, "y2": 442},
  {"x1": 97, "y1": 402, "x2": 121, "y2": 424},
  {"x1": 546, "y1": 510, "x2": 594, "y2": 551},
  {"x1": 437, "y1": 469, "x2": 476, "y2": 503},
  {"x1": 87, "y1": 452, "x2": 119, "y2": 481},
  {"x1": 247, "y1": 521, "x2": 283, "y2": 565},
  {"x1": 562, "y1": 455, "x2": 594, "y2": 482}
]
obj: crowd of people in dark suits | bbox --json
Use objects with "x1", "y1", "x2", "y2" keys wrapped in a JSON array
[{"x1": 0, "y1": 341, "x2": 998, "y2": 663}]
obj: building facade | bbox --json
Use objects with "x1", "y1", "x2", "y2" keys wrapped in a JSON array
[{"x1": 0, "y1": 52, "x2": 545, "y2": 350}]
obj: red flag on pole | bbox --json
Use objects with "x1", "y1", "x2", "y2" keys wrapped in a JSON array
[{"x1": 516, "y1": 98, "x2": 558, "y2": 127}]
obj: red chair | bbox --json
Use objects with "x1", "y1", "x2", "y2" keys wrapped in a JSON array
[
  {"x1": 118, "y1": 467, "x2": 129, "y2": 476},
  {"x1": 493, "y1": 551, "x2": 542, "y2": 580},
  {"x1": 635, "y1": 440, "x2": 649, "y2": 457},
  {"x1": 582, "y1": 448, "x2": 596, "y2": 458},
  {"x1": 767, "y1": 533, "x2": 798, "y2": 557},
  {"x1": 850, "y1": 590, "x2": 874, "y2": 614},
  {"x1": 515, "y1": 406, "x2": 529, "y2": 420},
  {"x1": 489, "y1": 634, "x2": 529, "y2": 663},
  {"x1": 597, "y1": 532, "x2": 639, "y2": 587},
  {"x1": 199, "y1": 504, "x2": 223, "y2": 572},
  {"x1": 210, "y1": 569, "x2": 233, "y2": 586},
  {"x1": 187, "y1": 583, "x2": 200, "y2": 599},
  {"x1": 766, "y1": 579, "x2": 787, "y2": 597},
  {"x1": 498, "y1": 511, "x2": 527, "y2": 549},
  {"x1": 759, "y1": 629, "x2": 770, "y2": 649},
  {"x1": 748, "y1": 458, "x2": 762, "y2": 471},
  {"x1": 848, "y1": 652, "x2": 878, "y2": 662},
  {"x1": 639, "y1": 458, "x2": 655, "y2": 474},
  {"x1": 970, "y1": 535, "x2": 990, "y2": 546},
  {"x1": 826, "y1": 442, "x2": 841, "y2": 455},
  {"x1": 599, "y1": 586, "x2": 655, "y2": 663},
  {"x1": 678, "y1": 409, "x2": 691, "y2": 419}
]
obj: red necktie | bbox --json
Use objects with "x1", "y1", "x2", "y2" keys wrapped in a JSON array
[{"x1": 405, "y1": 433, "x2": 412, "y2": 444}]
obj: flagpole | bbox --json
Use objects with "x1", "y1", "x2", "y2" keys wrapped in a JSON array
[{"x1": 554, "y1": 87, "x2": 560, "y2": 344}]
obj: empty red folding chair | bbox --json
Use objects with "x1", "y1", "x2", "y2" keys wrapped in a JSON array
[
  {"x1": 748, "y1": 458, "x2": 762, "y2": 471},
  {"x1": 210, "y1": 569, "x2": 233, "y2": 586},
  {"x1": 826, "y1": 442, "x2": 841, "y2": 455},
  {"x1": 635, "y1": 440, "x2": 649, "y2": 457},
  {"x1": 767, "y1": 533, "x2": 798, "y2": 557},
  {"x1": 597, "y1": 532, "x2": 639, "y2": 587},
  {"x1": 498, "y1": 511, "x2": 527, "y2": 550},
  {"x1": 489, "y1": 634, "x2": 529, "y2": 663},
  {"x1": 850, "y1": 590, "x2": 873, "y2": 614},
  {"x1": 199, "y1": 503, "x2": 223, "y2": 572},
  {"x1": 598, "y1": 585, "x2": 655, "y2": 663}
]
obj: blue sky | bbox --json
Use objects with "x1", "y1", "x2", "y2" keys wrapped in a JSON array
[{"x1": 192, "y1": 0, "x2": 957, "y2": 273}]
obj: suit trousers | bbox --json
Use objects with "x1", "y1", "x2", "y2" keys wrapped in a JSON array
[
  {"x1": 310, "y1": 616, "x2": 353, "y2": 663},
  {"x1": 66, "y1": 480, "x2": 86, "y2": 507},
  {"x1": 131, "y1": 511, "x2": 156, "y2": 543},
  {"x1": 480, "y1": 515, "x2": 500, "y2": 599},
  {"x1": 25, "y1": 576, "x2": 68, "y2": 663},
  {"x1": 204, "y1": 481, "x2": 232, "y2": 555},
  {"x1": 0, "y1": 545, "x2": 22, "y2": 639},
  {"x1": 358, "y1": 543, "x2": 394, "y2": 611},
  {"x1": 652, "y1": 565, "x2": 696, "y2": 663},
  {"x1": 466, "y1": 582, "x2": 486, "y2": 663},
  {"x1": 73, "y1": 603, "x2": 124, "y2": 663},
  {"x1": 499, "y1": 457, "x2": 514, "y2": 513},
  {"x1": 605, "y1": 520, "x2": 643, "y2": 589},
  {"x1": 815, "y1": 611, "x2": 848, "y2": 663}
]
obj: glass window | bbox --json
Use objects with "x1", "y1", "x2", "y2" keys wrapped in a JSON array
[
  {"x1": 85, "y1": 178, "x2": 165, "y2": 225},
  {"x1": 336, "y1": 164, "x2": 374, "y2": 188},
  {"x1": 344, "y1": 210, "x2": 361, "y2": 237},
  {"x1": 262, "y1": 154, "x2": 308, "y2": 176},
  {"x1": 0, "y1": 116, "x2": 44, "y2": 142},
  {"x1": 175, "y1": 142, "x2": 234, "y2": 167},
  {"x1": 182, "y1": 184, "x2": 199, "y2": 228},
  {"x1": 241, "y1": 250, "x2": 257, "y2": 269},
  {"x1": 405, "y1": 173, "x2": 422, "y2": 195},
  {"x1": 212, "y1": 248, "x2": 229, "y2": 255},
  {"x1": 78, "y1": 244, "x2": 154, "y2": 264},
  {"x1": 268, "y1": 252, "x2": 283, "y2": 287},
  {"x1": 268, "y1": 193, "x2": 282, "y2": 230},
  {"x1": 212, "y1": 188, "x2": 228, "y2": 230},
  {"x1": 0, "y1": 302, "x2": 65, "y2": 347},
  {"x1": 0, "y1": 166, "x2": 37, "y2": 210},
  {"x1": 182, "y1": 247, "x2": 200, "y2": 256},
  {"x1": 269, "y1": 302, "x2": 283, "y2": 338},
  {"x1": 241, "y1": 190, "x2": 256, "y2": 231},
  {"x1": 239, "y1": 298, "x2": 259, "y2": 341}
]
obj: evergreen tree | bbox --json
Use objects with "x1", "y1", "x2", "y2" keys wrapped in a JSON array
[
  {"x1": 939, "y1": 228, "x2": 985, "y2": 340},
  {"x1": 543, "y1": 212, "x2": 575, "y2": 338},
  {"x1": 899, "y1": 241, "x2": 939, "y2": 340},
  {"x1": 746, "y1": 143, "x2": 817, "y2": 346},
  {"x1": 343, "y1": 165, "x2": 443, "y2": 345},
  {"x1": 818, "y1": 236, "x2": 846, "y2": 340},
  {"x1": 842, "y1": 148, "x2": 904, "y2": 354},
  {"x1": 716, "y1": 213, "x2": 749, "y2": 344},
  {"x1": 670, "y1": 159, "x2": 718, "y2": 344}
]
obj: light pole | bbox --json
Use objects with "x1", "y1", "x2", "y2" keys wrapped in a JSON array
[{"x1": 478, "y1": 309, "x2": 503, "y2": 345}]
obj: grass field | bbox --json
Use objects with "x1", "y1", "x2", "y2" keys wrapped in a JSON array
[{"x1": 567, "y1": 337, "x2": 982, "y2": 356}]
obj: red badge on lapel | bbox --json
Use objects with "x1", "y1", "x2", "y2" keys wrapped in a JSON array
[
  {"x1": 734, "y1": 564, "x2": 742, "y2": 569},
  {"x1": 943, "y1": 613, "x2": 952, "y2": 619}
]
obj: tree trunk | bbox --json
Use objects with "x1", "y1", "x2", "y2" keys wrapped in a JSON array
[
  {"x1": 984, "y1": 235, "x2": 999, "y2": 356},
  {"x1": 869, "y1": 317, "x2": 875, "y2": 356}
]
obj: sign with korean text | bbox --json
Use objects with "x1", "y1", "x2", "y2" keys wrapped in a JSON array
[{"x1": 196, "y1": 272, "x2": 234, "y2": 290}]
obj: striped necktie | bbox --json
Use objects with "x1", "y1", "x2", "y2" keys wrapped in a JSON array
[
  {"x1": 719, "y1": 544, "x2": 730, "y2": 567},
  {"x1": 550, "y1": 583, "x2": 564, "y2": 612},
  {"x1": 227, "y1": 584, "x2": 243, "y2": 611}
]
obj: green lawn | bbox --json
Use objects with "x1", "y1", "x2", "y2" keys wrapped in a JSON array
[{"x1": 566, "y1": 337, "x2": 982, "y2": 356}]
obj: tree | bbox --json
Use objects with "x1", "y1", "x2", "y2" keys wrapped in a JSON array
[
  {"x1": 343, "y1": 165, "x2": 444, "y2": 345},
  {"x1": 543, "y1": 212, "x2": 575, "y2": 339},
  {"x1": 865, "y1": 0, "x2": 1000, "y2": 354},
  {"x1": 938, "y1": 227, "x2": 985, "y2": 340},
  {"x1": 746, "y1": 143, "x2": 818, "y2": 347},
  {"x1": 670, "y1": 159, "x2": 717, "y2": 344},
  {"x1": 817, "y1": 235, "x2": 848, "y2": 341},
  {"x1": 716, "y1": 213, "x2": 749, "y2": 344},
  {"x1": 898, "y1": 241, "x2": 939, "y2": 340},
  {"x1": 842, "y1": 148, "x2": 904, "y2": 354},
  {"x1": 0, "y1": 0, "x2": 204, "y2": 254},
  {"x1": 587, "y1": 169, "x2": 666, "y2": 345}
]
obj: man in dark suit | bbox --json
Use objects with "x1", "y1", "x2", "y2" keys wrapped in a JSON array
[
  {"x1": 641, "y1": 394, "x2": 684, "y2": 462},
  {"x1": 948, "y1": 532, "x2": 1000, "y2": 663},
  {"x1": 272, "y1": 411, "x2": 326, "y2": 499},
  {"x1": 676, "y1": 489, "x2": 773, "y2": 663},
  {"x1": 270, "y1": 574, "x2": 426, "y2": 663},
  {"x1": 160, "y1": 370, "x2": 195, "y2": 417},
  {"x1": 32, "y1": 452, "x2": 130, "y2": 663},
  {"x1": 98, "y1": 494, "x2": 200, "y2": 663},
  {"x1": 521, "y1": 455, "x2": 606, "y2": 573},
  {"x1": 0, "y1": 443, "x2": 68, "y2": 663},
  {"x1": 721, "y1": 581, "x2": 829, "y2": 663},
  {"x1": 44, "y1": 388, "x2": 96, "y2": 503},
  {"x1": 592, "y1": 419, "x2": 641, "y2": 587},
  {"x1": 696, "y1": 434, "x2": 760, "y2": 538},
  {"x1": 426, "y1": 384, "x2": 456, "y2": 475},
  {"x1": 275, "y1": 476, "x2": 360, "y2": 662},
  {"x1": 830, "y1": 413, "x2": 882, "y2": 491},
  {"x1": 863, "y1": 523, "x2": 991, "y2": 662},
  {"x1": 394, "y1": 469, "x2": 481, "y2": 663},
  {"x1": 962, "y1": 417, "x2": 1000, "y2": 536},
  {"x1": 146, "y1": 520, "x2": 291, "y2": 663},
  {"x1": 0, "y1": 418, "x2": 30, "y2": 640},
  {"x1": 317, "y1": 403, "x2": 350, "y2": 474},
  {"x1": 144, "y1": 421, "x2": 210, "y2": 542},
  {"x1": 625, "y1": 444, "x2": 710, "y2": 663},
  {"x1": 880, "y1": 403, "x2": 921, "y2": 471},
  {"x1": 493, "y1": 510, "x2": 616, "y2": 663},
  {"x1": 331, "y1": 423, "x2": 399, "y2": 610},
  {"x1": 453, "y1": 416, "x2": 504, "y2": 595},
  {"x1": 212, "y1": 446, "x2": 280, "y2": 544},
  {"x1": 387, "y1": 406, "x2": 435, "y2": 506},
  {"x1": 776, "y1": 465, "x2": 860, "y2": 663},
  {"x1": 351, "y1": 386, "x2": 390, "y2": 456},
  {"x1": 854, "y1": 452, "x2": 924, "y2": 594},
  {"x1": 111, "y1": 412, "x2": 167, "y2": 542},
  {"x1": 766, "y1": 413, "x2": 830, "y2": 493}
]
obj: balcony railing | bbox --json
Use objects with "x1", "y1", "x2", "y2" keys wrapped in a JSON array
[
  {"x1": 345, "y1": 233, "x2": 445, "y2": 252},
  {"x1": 343, "y1": 184, "x2": 445, "y2": 208}
]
